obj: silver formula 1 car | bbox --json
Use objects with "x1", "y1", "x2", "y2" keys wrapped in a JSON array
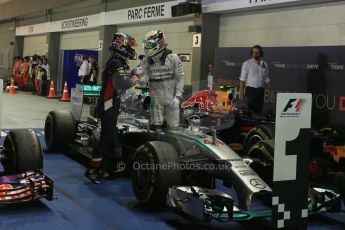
[{"x1": 43, "y1": 84, "x2": 340, "y2": 223}]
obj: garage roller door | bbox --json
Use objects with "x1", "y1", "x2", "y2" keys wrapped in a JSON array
[
  {"x1": 23, "y1": 35, "x2": 47, "y2": 56},
  {"x1": 60, "y1": 30, "x2": 99, "y2": 50},
  {"x1": 118, "y1": 18, "x2": 194, "y2": 84}
]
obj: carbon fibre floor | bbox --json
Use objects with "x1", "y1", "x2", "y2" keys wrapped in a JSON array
[{"x1": 0, "y1": 129, "x2": 343, "y2": 230}]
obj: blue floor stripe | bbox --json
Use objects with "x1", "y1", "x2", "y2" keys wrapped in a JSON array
[{"x1": 0, "y1": 129, "x2": 344, "y2": 230}]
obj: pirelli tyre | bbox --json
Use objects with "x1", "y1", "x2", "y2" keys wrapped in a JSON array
[
  {"x1": 132, "y1": 141, "x2": 182, "y2": 208},
  {"x1": 247, "y1": 139, "x2": 274, "y2": 186},
  {"x1": 44, "y1": 111, "x2": 76, "y2": 151},
  {"x1": 3, "y1": 129, "x2": 43, "y2": 174},
  {"x1": 244, "y1": 125, "x2": 275, "y2": 155}
]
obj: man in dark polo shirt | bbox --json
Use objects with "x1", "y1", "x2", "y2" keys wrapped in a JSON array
[{"x1": 239, "y1": 45, "x2": 273, "y2": 114}]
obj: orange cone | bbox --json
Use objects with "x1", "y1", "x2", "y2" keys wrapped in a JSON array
[
  {"x1": 59, "y1": 81, "x2": 70, "y2": 102},
  {"x1": 47, "y1": 80, "x2": 57, "y2": 98},
  {"x1": 9, "y1": 79, "x2": 16, "y2": 95}
]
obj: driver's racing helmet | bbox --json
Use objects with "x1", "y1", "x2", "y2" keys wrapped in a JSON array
[
  {"x1": 109, "y1": 32, "x2": 137, "y2": 60},
  {"x1": 143, "y1": 30, "x2": 167, "y2": 57}
]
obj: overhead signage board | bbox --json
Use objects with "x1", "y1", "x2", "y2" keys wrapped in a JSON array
[
  {"x1": 16, "y1": 22, "x2": 49, "y2": 36},
  {"x1": 202, "y1": 0, "x2": 302, "y2": 13},
  {"x1": 15, "y1": 0, "x2": 187, "y2": 36},
  {"x1": 50, "y1": 14, "x2": 100, "y2": 32},
  {"x1": 105, "y1": 1, "x2": 184, "y2": 25}
]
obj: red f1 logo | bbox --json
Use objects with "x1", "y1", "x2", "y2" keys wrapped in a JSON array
[{"x1": 295, "y1": 99, "x2": 305, "y2": 112}]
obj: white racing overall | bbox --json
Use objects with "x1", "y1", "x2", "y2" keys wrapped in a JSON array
[{"x1": 140, "y1": 50, "x2": 185, "y2": 128}]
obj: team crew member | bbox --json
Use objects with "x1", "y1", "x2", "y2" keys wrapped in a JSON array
[
  {"x1": 85, "y1": 33, "x2": 138, "y2": 184},
  {"x1": 139, "y1": 30, "x2": 185, "y2": 129},
  {"x1": 84, "y1": 55, "x2": 98, "y2": 85},
  {"x1": 239, "y1": 45, "x2": 273, "y2": 114},
  {"x1": 78, "y1": 55, "x2": 90, "y2": 84}
]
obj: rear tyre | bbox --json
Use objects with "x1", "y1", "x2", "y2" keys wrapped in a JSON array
[
  {"x1": 132, "y1": 141, "x2": 182, "y2": 208},
  {"x1": 44, "y1": 111, "x2": 76, "y2": 152},
  {"x1": 3, "y1": 129, "x2": 43, "y2": 174},
  {"x1": 244, "y1": 125, "x2": 275, "y2": 155}
]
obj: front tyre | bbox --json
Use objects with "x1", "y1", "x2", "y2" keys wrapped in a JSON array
[
  {"x1": 3, "y1": 129, "x2": 43, "y2": 174},
  {"x1": 132, "y1": 141, "x2": 182, "y2": 208}
]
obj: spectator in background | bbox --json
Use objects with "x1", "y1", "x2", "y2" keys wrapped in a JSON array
[
  {"x1": 84, "y1": 55, "x2": 98, "y2": 85},
  {"x1": 12, "y1": 56, "x2": 21, "y2": 77},
  {"x1": 37, "y1": 58, "x2": 43, "y2": 95},
  {"x1": 41, "y1": 57, "x2": 50, "y2": 96},
  {"x1": 28, "y1": 55, "x2": 38, "y2": 94},
  {"x1": 19, "y1": 57, "x2": 24, "y2": 76},
  {"x1": 21, "y1": 57, "x2": 30, "y2": 87},
  {"x1": 78, "y1": 55, "x2": 90, "y2": 84}
]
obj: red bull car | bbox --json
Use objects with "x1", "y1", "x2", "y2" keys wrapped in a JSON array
[{"x1": 0, "y1": 129, "x2": 53, "y2": 204}]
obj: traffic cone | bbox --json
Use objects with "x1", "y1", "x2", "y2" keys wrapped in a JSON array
[
  {"x1": 9, "y1": 79, "x2": 16, "y2": 95},
  {"x1": 59, "y1": 81, "x2": 70, "y2": 102},
  {"x1": 47, "y1": 80, "x2": 57, "y2": 98}
]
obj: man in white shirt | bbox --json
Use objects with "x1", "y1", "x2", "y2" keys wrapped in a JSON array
[
  {"x1": 78, "y1": 55, "x2": 90, "y2": 84},
  {"x1": 239, "y1": 45, "x2": 273, "y2": 114}
]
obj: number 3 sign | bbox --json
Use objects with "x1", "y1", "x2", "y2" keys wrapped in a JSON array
[{"x1": 193, "y1": 33, "x2": 201, "y2": 47}]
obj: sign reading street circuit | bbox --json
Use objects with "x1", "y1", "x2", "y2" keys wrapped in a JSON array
[{"x1": 272, "y1": 93, "x2": 312, "y2": 229}]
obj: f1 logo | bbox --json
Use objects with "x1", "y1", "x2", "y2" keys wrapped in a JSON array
[
  {"x1": 283, "y1": 99, "x2": 305, "y2": 113},
  {"x1": 283, "y1": 99, "x2": 296, "y2": 112}
]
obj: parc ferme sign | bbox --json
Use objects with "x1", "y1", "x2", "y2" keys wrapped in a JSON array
[{"x1": 105, "y1": 1, "x2": 180, "y2": 25}]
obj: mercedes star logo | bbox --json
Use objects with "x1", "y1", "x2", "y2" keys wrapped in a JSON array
[{"x1": 250, "y1": 178, "x2": 266, "y2": 189}]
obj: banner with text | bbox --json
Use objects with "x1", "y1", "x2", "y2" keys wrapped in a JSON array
[
  {"x1": 105, "y1": 0, "x2": 183, "y2": 25},
  {"x1": 213, "y1": 46, "x2": 345, "y2": 127}
]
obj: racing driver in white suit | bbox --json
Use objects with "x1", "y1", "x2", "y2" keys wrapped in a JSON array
[{"x1": 139, "y1": 30, "x2": 185, "y2": 129}]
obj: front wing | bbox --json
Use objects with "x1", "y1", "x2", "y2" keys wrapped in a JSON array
[
  {"x1": 168, "y1": 186, "x2": 341, "y2": 223},
  {"x1": 0, "y1": 171, "x2": 54, "y2": 204}
]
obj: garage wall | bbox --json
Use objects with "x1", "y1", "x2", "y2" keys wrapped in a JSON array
[
  {"x1": 60, "y1": 30, "x2": 99, "y2": 50},
  {"x1": 23, "y1": 35, "x2": 47, "y2": 56},
  {"x1": 0, "y1": 21, "x2": 14, "y2": 79},
  {"x1": 118, "y1": 18, "x2": 194, "y2": 85},
  {"x1": 219, "y1": 1, "x2": 345, "y2": 47}
]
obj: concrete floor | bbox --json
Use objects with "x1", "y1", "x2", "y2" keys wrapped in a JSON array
[{"x1": 1, "y1": 91, "x2": 90, "y2": 129}]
